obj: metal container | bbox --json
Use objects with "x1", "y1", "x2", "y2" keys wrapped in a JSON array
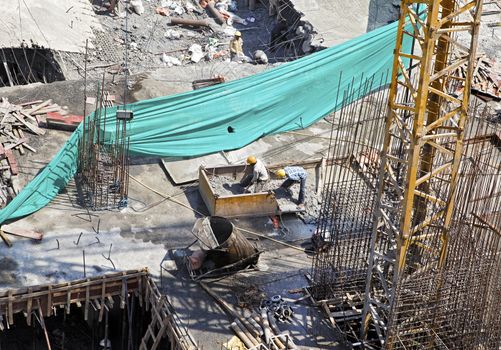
[{"x1": 192, "y1": 216, "x2": 258, "y2": 268}]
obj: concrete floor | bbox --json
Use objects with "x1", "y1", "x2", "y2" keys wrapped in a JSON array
[
  {"x1": 287, "y1": 0, "x2": 400, "y2": 47},
  {"x1": 1, "y1": 2, "x2": 497, "y2": 347},
  {"x1": 0, "y1": 67, "x2": 344, "y2": 348}
]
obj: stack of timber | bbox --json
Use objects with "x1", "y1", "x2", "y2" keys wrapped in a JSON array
[
  {"x1": 455, "y1": 55, "x2": 501, "y2": 100},
  {"x1": 0, "y1": 98, "x2": 71, "y2": 246},
  {"x1": 0, "y1": 98, "x2": 49, "y2": 207},
  {"x1": 200, "y1": 283, "x2": 297, "y2": 349},
  {"x1": 0, "y1": 98, "x2": 78, "y2": 204}
]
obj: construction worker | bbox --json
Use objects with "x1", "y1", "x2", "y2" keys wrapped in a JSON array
[
  {"x1": 229, "y1": 31, "x2": 251, "y2": 63},
  {"x1": 240, "y1": 156, "x2": 269, "y2": 193},
  {"x1": 276, "y1": 166, "x2": 307, "y2": 209}
]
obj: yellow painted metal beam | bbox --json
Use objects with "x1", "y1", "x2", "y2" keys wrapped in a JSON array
[{"x1": 361, "y1": 0, "x2": 484, "y2": 347}]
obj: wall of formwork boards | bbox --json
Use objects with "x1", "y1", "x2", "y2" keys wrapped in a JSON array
[{"x1": 0, "y1": 269, "x2": 197, "y2": 350}]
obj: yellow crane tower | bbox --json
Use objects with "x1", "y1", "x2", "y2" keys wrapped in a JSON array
[{"x1": 360, "y1": 0, "x2": 483, "y2": 348}]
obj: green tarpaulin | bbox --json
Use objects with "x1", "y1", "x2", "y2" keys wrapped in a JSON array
[{"x1": 0, "y1": 18, "x2": 413, "y2": 224}]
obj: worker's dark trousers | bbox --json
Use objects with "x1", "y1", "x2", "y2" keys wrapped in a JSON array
[{"x1": 281, "y1": 178, "x2": 306, "y2": 204}]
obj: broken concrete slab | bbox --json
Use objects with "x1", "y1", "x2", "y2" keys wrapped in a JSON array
[
  {"x1": 161, "y1": 152, "x2": 229, "y2": 184},
  {"x1": 0, "y1": 0, "x2": 101, "y2": 53},
  {"x1": 282, "y1": 0, "x2": 399, "y2": 50}
]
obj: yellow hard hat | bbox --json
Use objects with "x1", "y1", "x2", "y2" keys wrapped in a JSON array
[
  {"x1": 235, "y1": 31, "x2": 242, "y2": 37},
  {"x1": 246, "y1": 155, "x2": 257, "y2": 165},
  {"x1": 276, "y1": 169, "x2": 286, "y2": 178}
]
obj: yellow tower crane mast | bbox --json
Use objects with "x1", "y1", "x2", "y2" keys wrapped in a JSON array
[{"x1": 360, "y1": 0, "x2": 483, "y2": 348}]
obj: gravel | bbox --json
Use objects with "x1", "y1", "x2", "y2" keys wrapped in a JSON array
[{"x1": 209, "y1": 174, "x2": 321, "y2": 223}]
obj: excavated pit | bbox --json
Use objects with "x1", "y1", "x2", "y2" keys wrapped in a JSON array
[{"x1": 0, "y1": 48, "x2": 65, "y2": 88}]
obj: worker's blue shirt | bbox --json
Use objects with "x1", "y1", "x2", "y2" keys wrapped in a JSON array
[{"x1": 284, "y1": 166, "x2": 307, "y2": 181}]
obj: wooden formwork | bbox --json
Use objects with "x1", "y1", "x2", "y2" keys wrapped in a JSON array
[{"x1": 0, "y1": 269, "x2": 197, "y2": 350}]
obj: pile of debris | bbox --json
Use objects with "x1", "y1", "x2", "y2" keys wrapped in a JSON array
[
  {"x1": 0, "y1": 98, "x2": 48, "y2": 205},
  {"x1": 0, "y1": 98, "x2": 78, "y2": 211},
  {"x1": 201, "y1": 283, "x2": 298, "y2": 349},
  {"x1": 0, "y1": 98, "x2": 66, "y2": 246},
  {"x1": 455, "y1": 55, "x2": 501, "y2": 100}
]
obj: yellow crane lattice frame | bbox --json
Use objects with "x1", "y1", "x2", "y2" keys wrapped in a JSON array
[{"x1": 361, "y1": 0, "x2": 483, "y2": 347}]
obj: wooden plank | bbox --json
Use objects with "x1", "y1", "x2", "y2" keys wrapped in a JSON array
[
  {"x1": 13, "y1": 129, "x2": 25, "y2": 155},
  {"x1": 37, "y1": 299, "x2": 52, "y2": 350},
  {"x1": 47, "y1": 285, "x2": 52, "y2": 316},
  {"x1": 4, "y1": 138, "x2": 27, "y2": 151},
  {"x1": 7, "y1": 290, "x2": 13, "y2": 324},
  {"x1": 1, "y1": 225, "x2": 42, "y2": 240},
  {"x1": 98, "y1": 278, "x2": 106, "y2": 322},
  {"x1": 151, "y1": 318, "x2": 170, "y2": 350},
  {"x1": 12, "y1": 112, "x2": 45, "y2": 135},
  {"x1": 25, "y1": 100, "x2": 52, "y2": 115},
  {"x1": 20, "y1": 110, "x2": 39, "y2": 124},
  {"x1": 19, "y1": 100, "x2": 43, "y2": 107},
  {"x1": 66, "y1": 283, "x2": 71, "y2": 314},
  {"x1": 26, "y1": 288, "x2": 33, "y2": 326},
  {"x1": 84, "y1": 279, "x2": 90, "y2": 321},
  {"x1": 138, "y1": 275, "x2": 143, "y2": 308},
  {"x1": 33, "y1": 106, "x2": 61, "y2": 115},
  {"x1": 316, "y1": 157, "x2": 326, "y2": 197},
  {"x1": 199, "y1": 282, "x2": 240, "y2": 319},
  {"x1": 0, "y1": 229, "x2": 12, "y2": 247}
]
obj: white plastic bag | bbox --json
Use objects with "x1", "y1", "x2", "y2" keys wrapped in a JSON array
[
  {"x1": 130, "y1": 0, "x2": 145, "y2": 14},
  {"x1": 188, "y1": 44, "x2": 204, "y2": 63},
  {"x1": 161, "y1": 54, "x2": 182, "y2": 66}
]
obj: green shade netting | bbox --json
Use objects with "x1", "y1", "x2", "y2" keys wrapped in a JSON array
[{"x1": 0, "y1": 17, "x2": 413, "y2": 223}]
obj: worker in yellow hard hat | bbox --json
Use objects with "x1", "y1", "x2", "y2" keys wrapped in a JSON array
[
  {"x1": 229, "y1": 31, "x2": 251, "y2": 63},
  {"x1": 276, "y1": 166, "x2": 307, "y2": 210},
  {"x1": 239, "y1": 156, "x2": 269, "y2": 193}
]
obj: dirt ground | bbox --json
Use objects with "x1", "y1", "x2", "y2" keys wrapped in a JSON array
[{"x1": 62, "y1": 0, "x2": 289, "y2": 83}]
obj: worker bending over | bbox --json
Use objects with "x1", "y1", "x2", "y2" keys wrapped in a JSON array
[
  {"x1": 276, "y1": 166, "x2": 307, "y2": 209},
  {"x1": 240, "y1": 156, "x2": 269, "y2": 193}
]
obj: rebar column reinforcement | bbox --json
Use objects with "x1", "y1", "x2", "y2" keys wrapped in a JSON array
[
  {"x1": 311, "y1": 1, "x2": 500, "y2": 348},
  {"x1": 77, "y1": 73, "x2": 130, "y2": 210}
]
